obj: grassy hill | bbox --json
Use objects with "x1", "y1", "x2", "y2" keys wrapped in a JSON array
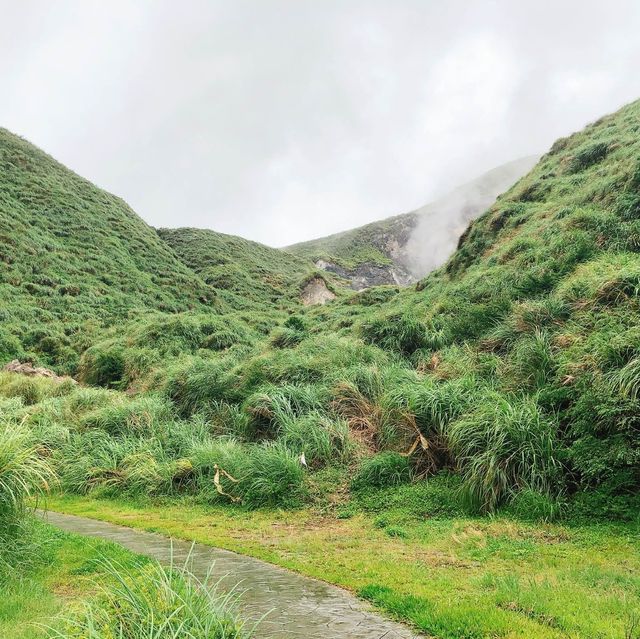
[
  {"x1": 158, "y1": 227, "x2": 319, "y2": 308},
  {"x1": 4, "y1": 98, "x2": 640, "y2": 513},
  {"x1": 48, "y1": 98, "x2": 640, "y2": 513},
  {"x1": 3, "y1": 100, "x2": 640, "y2": 639},
  {"x1": 3, "y1": 97, "x2": 640, "y2": 516},
  {"x1": 354, "y1": 98, "x2": 640, "y2": 515},
  {"x1": 0, "y1": 128, "x2": 217, "y2": 370},
  {"x1": 4, "y1": 97, "x2": 640, "y2": 517},
  {"x1": 287, "y1": 156, "x2": 538, "y2": 288}
]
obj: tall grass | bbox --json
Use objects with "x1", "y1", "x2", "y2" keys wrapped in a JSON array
[
  {"x1": 360, "y1": 313, "x2": 427, "y2": 356},
  {"x1": 387, "y1": 377, "x2": 477, "y2": 472},
  {"x1": 0, "y1": 418, "x2": 55, "y2": 531},
  {"x1": 276, "y1": 413, "x2": 352, "y2": 468},
  {"x1": 351, "y1": 452, "x2": 413, "y2": 490},
  {"x1": 80, "y1": 395, "x2": 173, "y2": 436},
  {"x1": 189, "y1": 438, "x2": 306, "y2": 508},
  {"x1": 48, "y1": 554, "x2": 247, "y2": 638},
  {"x1": 448, "y1": 394, "x2": 561, "y2": 513},
  {"x1": 610, "y1": 357, "x2": 640, "y2": 399},
  {"x1": 241, "y1": 442, "x2": 306, "y2": 508},
  {"x1": 507, "y1": 330, "x2": 556, "y2": 390}
]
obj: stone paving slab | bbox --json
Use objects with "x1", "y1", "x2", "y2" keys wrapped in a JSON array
[{"x1": 43, "y1": 510, "x2": 422, "y2": 639}]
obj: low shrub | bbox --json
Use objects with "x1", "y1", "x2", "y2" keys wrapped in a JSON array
[
  {"x1": 0, "y1": 375, "x2": 44, "y2": 405},
  {"x1": 270, "y1": 326, "x2": 305, "y2": 348},
  {"x1": 241, "y1": 442, "x2": 306, "y2": 508},
  {"x1": 283, "y1": 315, "x2": 306, "y2": 332},
  {"x1": 504, "y1": 488, "x2": 564, "y2": 522},
  {"x1": 567, "y1": 141, "x2": 610, "y2": 173},
  {"x1": 165, "y1": 359, "x2": 237, "y2": 416},
  {"x1": 0, "y1": 328, "x2": 24, "y2": 364},
  {"x1": 78, "y1": 341, "x2": 126, "y2": 387},
  {"x1": 566, "y1": 377, "x2": 640, "y2": 491},
  {"x1": 80, "y1": 395, "x2": 173, "y2": 436},
  {"x1": 351, "y1": 452, "x2": 413, "y2": 490},
  {"x1": 361, "y1": 314, "x2": 427, "y2": 356},
  {"x1": 448, "y1": 393, "x2": 560, "y2": 513}
]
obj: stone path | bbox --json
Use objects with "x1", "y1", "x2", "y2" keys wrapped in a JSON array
[{"x1": 44, "y1": 511, "x2": 421, "y2": 639}]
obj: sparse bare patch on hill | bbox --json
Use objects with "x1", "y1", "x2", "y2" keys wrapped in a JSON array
[{"x1": 300, "y1": 276, "x2": 336, "y2": 305}]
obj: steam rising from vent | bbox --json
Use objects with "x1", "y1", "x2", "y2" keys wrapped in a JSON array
[
  {"x1": 402, "y1": 155, "x2": 540, "y2": 278},
  {"x1": 288, "y1": 155, "x2": 541, "y2": 290}
]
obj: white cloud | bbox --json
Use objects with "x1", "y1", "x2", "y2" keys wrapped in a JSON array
[{"x1": 2, "y1": 0, "x2": 640, "y2": 246}]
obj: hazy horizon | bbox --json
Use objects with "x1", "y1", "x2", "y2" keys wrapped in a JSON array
[{"x1": 3, "y1": 1, "x2": 640, "y2": 246}]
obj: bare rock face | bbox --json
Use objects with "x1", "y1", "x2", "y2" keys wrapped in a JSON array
[
  {"x1": 2, "y1": 359, "x2": 77, "y2": 384},
  {"x1": 300, "y1": 277, "x2": 336, "y2": 305},
  {"x1": 314, "y1": 259, "x2": 413, "y2": 291}
]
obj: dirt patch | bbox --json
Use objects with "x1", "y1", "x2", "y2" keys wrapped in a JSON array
[
  {"x1": 414, "y1": 548, "x2": 477, "y2": 569},
  {"x1": 300, "y1": 276, "x2": 336, "y2": 305},
  {"x1": 51, "y1": 581, "x2": 85, "y2": 599},
  {"x1": 451, "y1": 522, "x2": 571, "y2": 546},
  {"x1": 2, "y1": 359, "x2": 77, "y2": 384}
]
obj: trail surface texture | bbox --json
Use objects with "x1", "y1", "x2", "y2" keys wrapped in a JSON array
[{"x1": 44, "y1": 510, "x2": 421, "y2": 639}]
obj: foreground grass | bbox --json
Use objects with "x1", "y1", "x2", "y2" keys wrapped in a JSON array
[
  {"x1": 48, "y1": 493, "x2": 640, "y2": 639},
  {"x1": 0, "y1": 519, "x2": 150, "y2": 639}
]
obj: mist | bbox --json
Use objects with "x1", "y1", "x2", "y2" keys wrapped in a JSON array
[
  {"x1": 2, "y1": 1, "x2": 640, "y2": 246},
  {"x1": 402, "y1": 156, "x2": 539, "y2": 278}
]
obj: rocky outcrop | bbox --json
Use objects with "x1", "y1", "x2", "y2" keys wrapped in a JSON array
[
  {"x1": 2, "y1": 359, "x2": 77, "y2": 384},
  {"x1": 314, "y1": 259, "x2": 413, "y2": 291},
  {"x1": 300, "y1": 277, "x2": 336, "y2": 305}
]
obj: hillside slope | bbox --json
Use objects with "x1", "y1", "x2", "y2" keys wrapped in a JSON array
[
  {"x1": 4, "y1": 98, "x2": 640, "y2": 639},
  {"x1": 158, "y1": 227, "x2": 320, "y2": 307},
  {"x1": 357, "y1": 98, "x2": 640, "y2": 511},
  {"x1": 288, "y1": 156, "x2": 538, "y2": 288},
  {"x1": 4, "y1": 99, "x2": 640, "y2": 524},
  {"x1": 0, "y1": 129, "x2": 216, "y2": 367}
]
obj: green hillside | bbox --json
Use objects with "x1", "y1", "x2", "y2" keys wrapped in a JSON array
[
  {"x1": 3, "y1": 100, "x2": 640, "y2": 639},
  {"x1": 0, "y1": 128, "x2": 217, "y2": 369},
  {"x1": 7, "y1": 97, "x2": 637, "y2": 514},
  {"x1": 158, "y1": 227, "x2": 319, "y2": 307},
  {"x1": 360, "y1": 98, "x2": 640, "y2": 514}
]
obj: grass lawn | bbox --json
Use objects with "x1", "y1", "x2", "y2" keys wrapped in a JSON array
[
  {"x1": 0, "y1": 518, "x2": 152, "y2": 639},
  {"x1": 47, "y1": 492, "x2": 640, "y2": 639}
]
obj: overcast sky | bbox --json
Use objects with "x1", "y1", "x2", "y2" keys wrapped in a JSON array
[{"x1": 3, "y1": 1, "x2": 640, "y2": 246}]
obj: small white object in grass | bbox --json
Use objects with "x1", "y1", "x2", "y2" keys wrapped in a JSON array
[{"x1": 299, "y1": 452, "x2": 307, "y2": 467}]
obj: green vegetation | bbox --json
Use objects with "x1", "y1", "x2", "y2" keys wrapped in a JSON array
[
  {"x1": 0, "y1": 408, "x2": 245, "y2": 639},
  {"x1": 159, "y1": 227, "x2": 317, "y2": 308},
  {"x1": 288, "y1": 214, "x2": 406, "y2": 269},
  {"x1": 1, "y1": 518, "x2": 126, "y2": 639},
  {"x1": 0, "y1": 518, "x2": 245, "y2": 639},
  {"x1": 49, "y1": 554, "x2": 244, "y2": 639},
  {"x1": 0, "y1": 128, "x2": 217, "y2": 372},
  {"x1": 2, "y1": 100, "x2": 640, "y2": 637},
  {"x1": 47, "y1": 493, "x2": 640, "y2": 639}
]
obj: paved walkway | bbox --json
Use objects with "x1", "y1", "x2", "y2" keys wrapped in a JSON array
[{"x1": 44, "y1": 511, "x2": 421, "y2": 639}]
